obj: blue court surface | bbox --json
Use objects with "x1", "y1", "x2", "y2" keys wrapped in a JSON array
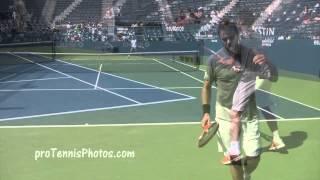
[
  {"x1": 0, "y1": 52, "x2": 319, "y2": 125},
  {"x1": 0, "y1": 53, "x2": 194, "y2": 121}
]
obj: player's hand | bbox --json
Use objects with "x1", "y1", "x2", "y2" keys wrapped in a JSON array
[
  {"x1": 201, "y1": 113, "x2": 211, "y2": 133},
  {"x1": 232, "y1": 65, "x2": 242, "y2": 72},
  {"x1": 253, "y1": 54, "x2": 267, "y2": 65}
]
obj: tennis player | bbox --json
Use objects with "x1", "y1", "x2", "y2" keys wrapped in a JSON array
[
  {"x1": 256, "y1": 78, "x2": 285, "y2": 150},
  {"x1": 225, "y1": 61, "x2": 275, "y2": 163},
  {"x1": 201, "y1": 19, "x2": 272, "y2": 180},
  {"x1": 130, "y1": 37, "x2": 137, "y2": 53},
  {"x1": 236, "y1": 11, "x2": 285, "y2": 152},
  {"x1": 226, "y1": 43, "x2": 278, "y2": 162},
  {"x1": 127, "y1": 37, "x2": 137, "y2": 59}
]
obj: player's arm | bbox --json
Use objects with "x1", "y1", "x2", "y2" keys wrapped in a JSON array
[
  {"x1": 201, "y1": 80, "x2": 212, "y2": 129},
  {"x1": 201, "y1": 57, "x2": 216, "y2": 128},
  {"x1": 253, "y1": 53, "x2": 278, "y2": 82}
]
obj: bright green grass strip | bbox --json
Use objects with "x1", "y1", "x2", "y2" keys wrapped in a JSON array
[
  {"x1": 0, "y1": 119, "x2": 319, "y2": 180},
  {"x1": 257, "y1": 119, "x2": 320, "y2": 180},
  {"x1": 279, "y1": 69, "x2": 319, "y2": 82},
  {"x1": 0, "y1": 125, "x2": 224, "y2": 180}
]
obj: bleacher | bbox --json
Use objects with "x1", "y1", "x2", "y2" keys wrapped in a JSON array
[
  {"x1": 144, "y1": 26, "x2": 164, "y2": 41},
  {"x1": 63, "y1": 0, "x2": 102, "y2": 24},
  {"x1": 235, "y1": 0, "x2": 272, "y2": 13},
  {"x1": 168, "y1": 0, "x2": 229, "y2": 24},
  {"x1": 115, "y1": 0, "x2": 161, "y2": 24},
  {"x1": 53, "y1": 0, "x2": 75, "y2": 20},
  {"x1": 1, "y1": 0, "x2": 318, "y2": 44},
  {"x1": 262, "y1": 0, "x2": 319, "y2": 38},
  {"x1": 173, "y1": 31, "x2": 195, "y2": 41},
  {"x1": 0, "y1": 0, "x2": 13, "y2": 12},
  {"x1": 229, "y1": 0, "x2": 273, "y2": 20},
  {"x1": 24, "y1": 0, "x2": 46, "y2": 23}
]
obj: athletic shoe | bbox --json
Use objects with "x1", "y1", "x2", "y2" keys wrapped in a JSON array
[
  {"x1": 230, "y1": 154, "x2": 242, "y2": 164},
  {"x1": 221, "y1": 155, "x2": 231, "y2": 165},
  {"x1": 269, "y1": 138, "x2": 285, "y2": 150}
]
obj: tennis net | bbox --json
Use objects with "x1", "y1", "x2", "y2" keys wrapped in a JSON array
[{"x1": 0, "y1": 41, "x2": 55, "y2": 66}]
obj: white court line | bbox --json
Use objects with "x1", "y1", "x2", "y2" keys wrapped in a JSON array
[
  {"x1": 0, "y1": 122, "x2": 199, "y2": 129},
  {"x1": 0, "y1": 73, "x2": 17, "y2": 81},
  {"x1": 31, "y1": 50, "x2": 199, "y2": 56},
  {"x1": 0, "y1": 117, "x2": 319, "y2": 129},
  {"x1": 9, "y1": 53, "x2": 141, "y2": 104},
  {"x1": 44, "y1": 55, "x2": 195, "y2": 100},
  {"x1": 0, "y1": 96, "x2": 194, "y2": 123},
  {"x1": 259, "y1": 117, "x2": 320, "y2": 122},
  {"x1": 50, "y1": 62, "x2": 160, "y2": 65},
  {"x1": 0, "y1": 88, "x2": 95, "y2": 92},
  {"x1": 0, "y1": 86, "x2": 202, "y2": 92},
  {"x1": 172, "y1": 58, "x2": 199, "y2": 69},
  {"x1": 258, "y1": 107, "x2": 283, "y2": 119},
  {"x1": 152, "y1": 59, "x2": 203, "y2": 83},
  {"x1": 0, "y1": 77, "x2": 70, "y2": 84},
  {"x1": 106, "y1": 86, "x2": 202, "y2": 90},
  {"x1": 257, "y1": 88, "x2": 320, "y2": 112}
]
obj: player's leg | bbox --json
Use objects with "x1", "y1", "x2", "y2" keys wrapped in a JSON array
[
  {"x1": 229, "y1": 164, "x2": 244, "y2": 180},
  {"x1": 243, "y1": 156, "x2": 260, "y2": 180},
  {"x1": 242, "y1": 117, "x2": 261, "y2": 180},
  {"x1": 228, "y1": 155, "x2": 260, "y2": 180},
  {"x1": 215, "y1": 103, "x2": 234, "y2": 165},
  {"x1": 128, "y1": 47, "x2": 133, "y2": 58},
  {"x1": 229, "y1": 73, "x2": 256, "y2": 161},
  {"x1": 261, "y1": 106, "x2": 286, "y2": 150},
  {"x1": 229, "y1": 110, "x2": 242, "y2": 157},
  {"x1": 228, "y1": 157, "x2": 260, "y2": 180},
  {"x1": 216, "y1": 109, "x2": 242, "y2": 165},
  {"x1": 267, "y1": 121, "x2": 285, "y2": 150}
]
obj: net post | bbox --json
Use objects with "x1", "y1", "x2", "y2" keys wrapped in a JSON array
[
  {"x1": 52, "y1": 29, "x2": 57, "y2": 60},
  {"x1": 197, "y1": 39, "x2": 204, "y2": 66},
  {"x1": 94, "y1": 64, "x2": 103, "y2": 89}
]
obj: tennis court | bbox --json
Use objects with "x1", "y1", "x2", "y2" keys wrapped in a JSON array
[
  {"x1": 0, "y1": 52, "x2": 196, "y2": 121},
  {"x1": 0, "y1": 50, "x2": 319, "y2": 124},
  {"x1": 0, "y1": 48, "x2": 319, "y2": 180},
  {"x1": 1, "y1": 0, "x2": 320, "y2": 179}
]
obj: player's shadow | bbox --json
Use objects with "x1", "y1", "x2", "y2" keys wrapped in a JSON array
[{"x1": 260, "y1": 131, "x2": 308, "y2": 154}]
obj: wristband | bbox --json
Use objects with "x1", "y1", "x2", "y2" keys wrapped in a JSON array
[{"x1": 202, "y1": 104, "x2": 210, "y2": 114}]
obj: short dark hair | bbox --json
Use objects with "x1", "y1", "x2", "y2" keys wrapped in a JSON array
[{"x1": 217, "y1": 18, "x2": 239, "y2": 36}]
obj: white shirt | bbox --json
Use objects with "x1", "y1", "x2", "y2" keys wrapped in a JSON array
[{"x1": 131, "y1": 39, "x2": 137, "y2": 48}]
